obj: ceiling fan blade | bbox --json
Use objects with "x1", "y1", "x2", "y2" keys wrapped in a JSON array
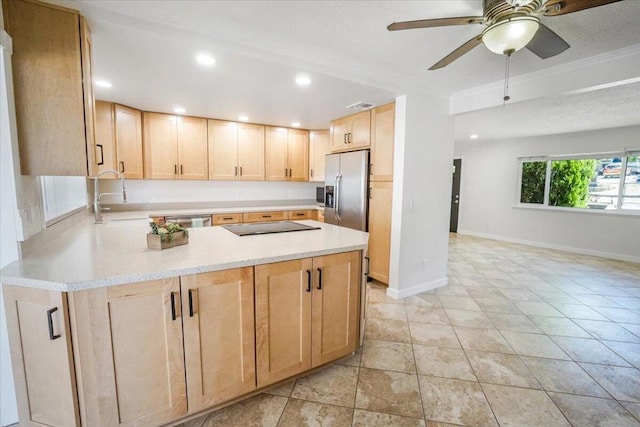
[
  {"x1": 543, "y1": 0, "x2": 623, "y2": 16},
  {"x1": 429, "y1": 35, "x2": 483, "y2": 70},
  {"x1": 387, "y1": 16, "x2": 484, "y2": 31},
  {"x1": 526, "y1": 23, "x2": 570, "y2": 59}
]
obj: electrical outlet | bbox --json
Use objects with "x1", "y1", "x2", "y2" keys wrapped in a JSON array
[{"x1": 409, "y1": 199, "x2": 415, "y2": 212}]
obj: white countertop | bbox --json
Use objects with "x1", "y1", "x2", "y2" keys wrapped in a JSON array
[{"x1": 1, "y1": 216, "x2": 368, "y2": 292}]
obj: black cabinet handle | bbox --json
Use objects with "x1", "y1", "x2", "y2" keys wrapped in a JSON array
[
  {"x1": 47, "y1": 307, "x2": 61, "y2": 340},
  {"x1": 306, "y1": 269, "x2": 312, "y2": 292},
  {"x1": 170, "y1": 292, "x2": 177, "y2": 321},
  {"x1": 310, "y1": 168, "x2": 313, "y2": 178},
  {"x1": 180, "y1": 165, "x2": 184, "y2": 175},
  {"x1": 317, "y1": 267, "x2": 323, "y2": 290},
  {"x1": 174, "y1": 164, "x2": 178, "y2": 175},
  {"x1": 235, "y1": 166, "x2": 238, "y2": 176},
  {"x1": 284, "y1": 168, "x2": 288, "y2": 177},
  {"x1": 223, "y1": 217, "x2": 233, "y2": 220},
  {"x1": 262, "y1": 215, "x2": 272, "y2": 218},
  {"x1": 119, "y1": 161, "x2": 125, "y2": 173},
  {"x1": 188, "y1": 289, "x2": 194, "y2": 317},
  {"x1": 96, "y1": 144, "x2": 104, "y2": 165},
  {"x1": 296, "y1": 213, "x2": 305, "y2": 216},
  {"x1": 240, "y1": 166, "x2": 243, "y2": 176},
  {"x1": 343, "y1": 133, "x2": 347, "y2": 144}
]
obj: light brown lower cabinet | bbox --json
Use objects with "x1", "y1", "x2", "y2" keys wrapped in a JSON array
[
  {"x1": 6, "y1": 254, "x2": 361, "y2": 426},
  {"x1": 255, "y1": 251, "x2": 360, "y2": 387},
  {"x1": 368, "y1": 181, "x2": 393, "y2": 284}
]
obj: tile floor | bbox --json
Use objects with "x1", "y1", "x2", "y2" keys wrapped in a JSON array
[{"x1": 179, "y1": 234, "x2": 640, "y2": 426}]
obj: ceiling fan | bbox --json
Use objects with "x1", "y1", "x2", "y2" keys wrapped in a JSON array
[{"x1": 387, "y1": 0, "x2": 623, "y2": 70}]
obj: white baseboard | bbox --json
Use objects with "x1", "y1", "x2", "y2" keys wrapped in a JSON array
[
  {"x1": 386, "y1": 277, "x2": 448, "y2": 300},
  {"x1": 457, "y1": 229, "x2": 640, "y2": 264}
]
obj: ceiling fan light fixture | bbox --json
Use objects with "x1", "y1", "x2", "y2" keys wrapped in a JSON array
[{"x1": 482, "y1": 16, "x2": 540, "y2": 55}]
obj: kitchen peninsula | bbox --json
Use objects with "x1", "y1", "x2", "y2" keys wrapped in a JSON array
[{"x1": 1, "y1": 214, "x2": 368, "y2": 427}]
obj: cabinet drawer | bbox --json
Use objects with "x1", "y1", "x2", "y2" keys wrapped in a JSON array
[
  {"x1": 212, "y1": 213, "x2": 243, "y2": 225},
  {"x1": 243, "y1": 211, "x2": 287, "y2": 223},
  {"x1": 287, "y1": 210, "x2": 314, "y2": 220},
  {"x1": 317, "y1": 212, "x2": 325, "y2": 222}
]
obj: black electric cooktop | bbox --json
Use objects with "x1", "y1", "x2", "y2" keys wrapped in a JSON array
[{"x1": 223, "y1": 221, "x2": 321, "y2": 236}]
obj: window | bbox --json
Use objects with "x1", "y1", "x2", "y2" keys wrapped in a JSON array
[{"x1": 518, "y1": 151, "x2": 639, "y2": 212}]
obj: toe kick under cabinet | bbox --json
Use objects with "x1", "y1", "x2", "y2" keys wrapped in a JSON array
[{"x1": 4, "y1": 251, "x2": 361, "y2": 427}]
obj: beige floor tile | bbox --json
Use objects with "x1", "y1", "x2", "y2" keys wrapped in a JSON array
[
  {"x1": 291, "y1": 364, "x2": 359, "y2": 407},
  {"x1": 621, "y1": 322, "x2": 640, "y2": 336},
  {"x1": 369, "y1": 286, "x2": 404, "y2": 304},
  {"x1": 352, "y1": 409, "x2": 426, "y2": 427},
  {"x1": 552, "y1": 303, "x2": 609, "y2": 320},
  {"x1": 409, "y1": 323, "x2": 461, "y2": 348},
  {"x1": 549, "y1": 393, "x2": 640, "y2": 427},
  {"x1": 473, "y1": 297, "x2": 522, "y2": 314},
  {"x1": 529, "y1": 316, "x2": 592, "y2": 338},
  {"x1": 514, "y1": 301, "x2": 564, "y2": 317},
  {"x1": 551, "y1": 336, "x2": 632, "y2": 366},
  {"x1": 177, "y1": 415, "x2": 207, "y2": 427},
  {"x1": 419, "y1": 376, "x2": 497, "y2": 427},
  {"x1": 367, "y1": 302, "x2": 408, "y2": 321},
  {"x1": 277, "y1": 399, "x2": 353, "y2": 427},
  {"x1": 521, "y1": 357, "x2": 610, "y2": 398},
  {"x1": 499, "y1": 288, "x2": 544, "y2": 302},
  {"x1": 466, "y1": 287, "x2": 505, "y2": 299},
  {"x1": 486, "y1": 313, "x2": 543, "y2": 333},
  {"x1": 336, "y1": 346, "x2": 362, "y2": 367},
  {"x1": 594, "y1": 307, "x2": 640, "y2": 324},
  {"x1": 404, "y1": 294, "x2": 441, "y2": 308},
  {"x1": 413, "y1": 345, "x2": 476, "y2": 381},
  {"x1": 481, "y1": 384, "x2": 570, "y2": 427},
  {"x1": 436, "y1": 285, "x2": 471, "y2": 297},
  {"x1": 574, "y1": 319, "x2": 640, "y2": 343},
  {"x1": 361, "y1": 339, "x2": 415, "y2": 373},
  {"x1": 466, "y1": 351, "x2": 541, "y2": 389},
  {"x1": 602, "y1": 341, "x2": 640, "y2": 368},
  {"x1": 622, "y1": 402, "x2": 640, "y2": 422},
  {"x1": 264, "y1": 378, "x2": 297, "y2": 397},
  {"x1": 355, "y1": 368, "x2": 423, "y2": 418},
  {"x1": 571, "y1": 294, "x2": 622, "y2": 307},
  {"x1": 535, "y1": 291, "x2": 580, "y2": 304},
  {"x1": 365, "y1": 318, "x2": 411, "y2": 343},
  {"x1": 200, "y1": 393, "x2": 288, "y2": 427},
  {"x1": 454, "y1": 327, "x2": 514, "y2": 354},
  {"x1": 500, "y1": 330, "x2": 570, "y2": 360},
  {"x1": 608, "y1": 296, "x2": 640, "y2": 310},
  {"x1": 444, "y1": 309, "x2": 494, "y2": 328},
  {"x1": 580, "y1": 363, "x2": 640, "y2": 402},
  {"x1": 438, "y1": 295, "x2": 481, "y2": 311},
  {"x1": 405, "y1": 306, "x2": 450, "y2": 325}
]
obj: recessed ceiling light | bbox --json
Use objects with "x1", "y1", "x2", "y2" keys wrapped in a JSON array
[
  {"x1": 195, "y1": 53, "x2": 216, "y2": 66},
  {"x1": 174, "y1": 107, "x2": 186, "y2": 114},
  {"x1": 95, "y1": 80, "x2": 112, "y2": 88},
  {"x1": 295, "y1": 75, "x2": 311, "y2": 86},
  {"x1": 470, "y1": 134, "x2": 479, "y2": 139},
  {"x1": 291, "y1": 122, "x2": 301, "y2": 127},
  {"x1": 238, "y1": 115, "x2": 249, "y2": 122}
]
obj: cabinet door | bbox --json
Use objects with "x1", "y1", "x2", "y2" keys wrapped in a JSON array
[
  {"x1": 288, "y1": 129, "x2": 309, "y2": 182},
  {"x1": 208, "y1": 119, "x2": 238, "y2": 180},
  {"x1": 238, "y1": 123, "x2": 265, "y2": 181},
  {"x1": 143, "y1": 112, "x2": 178, "y2": 180},
  {"x1": 309, "y1": 130, "x2": 329, "y2": 182},
  {"x1": 348, "y1": 110, "x2": 371, "y2": 149},
  {"x1": 95, "y1": 101, "x2": 117, "y2": 174},
  {"x1": 80, "y1": 17, "x2": 97, "y2": 177},
  {"x1": 329, "y1": 118, "x2": 350, "y2": 153},
  {"x1": 265, "y1": 126, "x2": 288, "y2": 181},
  {"x1": 368, "y1": 181, "x2": 393, "y2": 284},
  {"x1": 177, "y1": 116, "x2": 208, "y2": 180},
  {"x1": 3, "y1": 286, "x2": 80, "y2": 427},
  {"x1": 311, "y1": 251, "x2": 361, "y2": 367},
  {"x1": 114, "y1": 104, "x2": 144, "y2": 179},
  {"x1": 243, "y1": 211, "x2": 288, "y2": 223},
  {"x1": 370, "y1": 103, "x2": 395, "y2": 182},
  {"x1": 181, "y1": 268, "x2": 256, "y2": 413},
  {"x1": 212, "y1": 213, "x2": 243, "y2": 225},
  {"x1": 75, "y1": 278, "x2": 187, "y2": 427},
  {"x1": 255, "y1": 258, "x2": 312, "y2": 387}
]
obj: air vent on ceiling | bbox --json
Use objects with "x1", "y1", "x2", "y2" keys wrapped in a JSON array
[{"x1": 346, "y1": 101, "x2": 375, "y2": 111}]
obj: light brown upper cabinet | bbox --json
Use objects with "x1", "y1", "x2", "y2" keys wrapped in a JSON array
[
  {"x1": 329, "y1": 110, "x2": 371, "y2": 153},
  {"x1": 94, "y1": 102, "x2": 144, "y2": 179},
  {"x1": 370, "y1": 103, "x2": 395, "y2": 182},
  {"x1": 265, "y1": 127, "x2": 309, "y2": 181},
  {"x1": 309, "y1": 130, "x2": 329, "y2": 182},
  {"x1": 208, "y1": 120, "x2": 265, "y2": 181},
  {"x1": 144, "y1": 113, "x2": 208, "y2": 180},
  {"x1": 3, "y1": 0, "x2": 95, "y2": 176}
]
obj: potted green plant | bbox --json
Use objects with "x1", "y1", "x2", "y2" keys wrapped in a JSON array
[{"x1": 147, "y1": 221, "x2": 189, "y2": 249}]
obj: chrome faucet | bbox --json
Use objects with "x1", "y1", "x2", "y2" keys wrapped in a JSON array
[{"x1": 94, "y1": 169, "x2": 127, "y2": 223}]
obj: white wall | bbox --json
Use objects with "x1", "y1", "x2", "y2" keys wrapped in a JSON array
[
  {"x1": 388, "y1": 93, "x2": 455, "y2": 299},
  {"x1": 455, "y1": 125, "x2": 640, "y2": 262},
  {"x1": 96, "y1": 179, "x2": 319, "y2": 204}
]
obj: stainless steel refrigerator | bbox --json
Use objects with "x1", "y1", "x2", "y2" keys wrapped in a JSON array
[{"x1": 324, "y1": 150, "x2": 369, "y2": 231}]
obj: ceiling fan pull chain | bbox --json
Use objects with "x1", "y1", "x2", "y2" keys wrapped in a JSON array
[{"x1": 503, "y1": 49, "x2": 514, "y2": 105}]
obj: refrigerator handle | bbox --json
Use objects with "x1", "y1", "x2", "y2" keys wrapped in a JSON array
[{"x1": 334, "y1": 173, "x2": 342, "y2": 221}]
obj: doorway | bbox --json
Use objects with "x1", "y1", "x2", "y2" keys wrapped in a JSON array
[{"x1": 450, "y1": 158, "x2": 462, "y2": 233}]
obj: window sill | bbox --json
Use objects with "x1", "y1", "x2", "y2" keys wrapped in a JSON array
[{"x1": 513, "y1": 204, "x2": 640, "y2": 218}]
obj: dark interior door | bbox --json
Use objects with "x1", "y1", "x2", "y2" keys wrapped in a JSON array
[{"x1": 450, "y1": 159, "x2": 462, "y2": 233}]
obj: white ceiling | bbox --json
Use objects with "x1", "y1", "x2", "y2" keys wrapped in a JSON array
[{"x1": 50, "y1": 0, "x2": 640, "y2": 135}]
